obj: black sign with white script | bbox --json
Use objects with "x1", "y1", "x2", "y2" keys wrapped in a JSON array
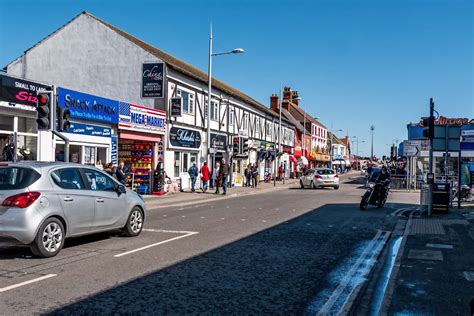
[
  {"x1": 210, "y1": 133, "x2": 227, "y2": 151},
  {"x1": 141, "y1": 62, "x2": 164, "y2": 98},
  {"x1": 169, "y1": 127, "x2": 201, "y2": 149}
]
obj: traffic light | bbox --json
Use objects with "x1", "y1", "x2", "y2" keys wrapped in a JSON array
[
  {"x1": 36, "y1": 93, "x2": 51, "y2": 130},
  {"x1": 422, "y1": 116, "x2": 434, "y2": 140},
  {"x1": 242, "y1": 138, "x2": 249, "y2": 154},
  {"x1": 233, "y1": 137, "x2": 241, "y2": 154},
  {"x1": 58, "y1": 107, "x2": 71, "y2": 131}
]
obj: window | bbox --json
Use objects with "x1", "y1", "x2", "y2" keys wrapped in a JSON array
[
  {"x1": 0, "y1": 167, "x2": 40, "y2": 190},
  {"x1": 255, "y1": 119, "x2": 260, "y2": 137},
  {"x1": 229, "y1": 109, "x2": 234, "y2": 126},
  {"x1": 316, "y1": 169, "x2": 335, "y2": 175},
  {"x1": 304, "y1": 169, "x2": 314, "y2": 176},
  {"x1": 83, "y1": 169, "x2": 115, "y2": 191},
  {"x1": 177, "y1": 89, "x2": 194, "y2": 114},
  {"x1": 266, "y1": 122, "x2": 272, "y2": 138},
  {"x1": 51, "y1": 168, "x2": 85, "y2": 190},
  {"x1": 174, "y1": 152, "x2": 180, "y2": 178},
  {"x1": 210, "y1": 101, "x2": 219, "y2": 121}
]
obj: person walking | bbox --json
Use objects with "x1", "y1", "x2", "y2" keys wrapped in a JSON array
[
  {"x1": 188, "y1": 162, "x2": 199, "y2": 192},
  {"x1": 244, "y1": 164, "x2": 252, "y2": 187},
  {"x1": 252, "y1": 164, "x2": 259, "y2": 188},
  {"x1": 278, "y1": 163, "x2": 283, "y2": 181},
  {"x1": 219, "y1": 158, "x2": 229, "y2": 195},
  {"x1": 200, "y1": 161, "x2": 210, "y2": 193},
  {"x1": 213, "y1": 162, "x2": 221, "y2": 194}
]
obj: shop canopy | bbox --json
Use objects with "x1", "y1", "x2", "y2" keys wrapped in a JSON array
[{"x1": 289, "y1": 155, "x2": 297, "y2": 163}]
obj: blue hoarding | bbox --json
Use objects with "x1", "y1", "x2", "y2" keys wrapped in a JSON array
[
  {"x1": 57, "y1": 87, "x2": 119, "y2": 124},
  {"x1": 65, "y1": 121, "x2": 112, "y2": 137}
]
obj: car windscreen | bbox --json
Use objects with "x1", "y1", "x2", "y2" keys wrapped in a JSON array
[
  {"x1": 316, "y1": 169, "x2": 335, "y2": 175},
  {"x1": 0, "y1": 167, "x2": 41, "y2": 190}
]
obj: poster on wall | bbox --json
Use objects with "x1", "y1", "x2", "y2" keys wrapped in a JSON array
[
  {"x1": 141, "y1": 62, "x2": 165, "y2": 98},
  {"x1": 0, "y1": 74, "x2": 51, "y2": 107}
]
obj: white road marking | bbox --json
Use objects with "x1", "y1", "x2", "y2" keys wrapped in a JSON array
[
  {"x1": 0, "y1": 274, "x2": 57, "y2": 293},
  {"x1": 181, "y1": 215, "x2": 186, "y2": 218},
  {"x1": 115, "y1": 231, "x2": 198, "y2": 257},
  {"x1": 241, "y1": 219, "x2": 246, "y2": 221},
  {"x1": 226, "y1": 206, "x2": 230, "y2": 209},
  {"x1": 242, "y1": 207, "x2": 247, "y2": 209},
  {"x1": 200, "y1": 217, "x2": 205, "y2": 219},
  {"x1": 163, "y1": 215, "x2": 167, "y2": 217},
  {"x1": 259, "y1": 208, "x2": 262, "y2": 210},
  {"x1": 221, "y1": 218, "x2": 225, "y2": 220},
  {"x1": 275, "y1": 208, "x2": 280, "y2": 211},
  {"x1": 142, "y1": 228, "x2": 197, "y2": 234},
  {"x1": 262, "y1": 220, "x2": 267, "y2": 223}
]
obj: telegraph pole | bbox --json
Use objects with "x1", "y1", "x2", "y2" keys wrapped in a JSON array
[{"x1": 428, "y1": 98, "x2": 434, "y2": 216}]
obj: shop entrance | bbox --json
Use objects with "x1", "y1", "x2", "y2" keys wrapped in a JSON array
[{"x1": 55, "y1": 143, "x2": 108, "y2": 166}]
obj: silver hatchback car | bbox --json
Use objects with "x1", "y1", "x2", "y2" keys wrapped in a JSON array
[{"x1": 0, "y1": 162, "x2": 146, "y2": 257}]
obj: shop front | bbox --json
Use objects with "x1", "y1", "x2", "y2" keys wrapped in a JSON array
[
  {"x1": 55, "y1": 87, "x2": 118, "y2": 165},
  {"x1": 166, "y1": 125, "x2": 202, "y2": 190},
  {"x1": 0, "y1": 74, "x2": 52, "y2": 162},
  {"x1": 118, "y1": 102, "x2": 166, "y2": 194},
  {"x1": 257, "y1": 142, "x2": 276, "y2": 182}
]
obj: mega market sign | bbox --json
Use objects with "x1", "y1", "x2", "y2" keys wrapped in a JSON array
[
  {"x1": 119, "y1": 102, "x2": 166, "y2": 134},
  {"x1": 57, "y1": 87, "x2": 119, "y2": 124},
  {"x1": 0, "y1": 74, "x2": 51, "y2": 107}
]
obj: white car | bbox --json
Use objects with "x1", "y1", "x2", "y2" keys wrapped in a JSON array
[{"x1": 300, "y1": 168, "x2": 340, "y2": 190}]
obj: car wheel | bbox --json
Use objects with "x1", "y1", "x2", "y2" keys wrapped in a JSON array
[
  {"x1": 300, "y1": 180, "x2": 304, "y2": 189},
  {"x1": 30, "y1": 217, "x2": 65, "y2": 258},
  {"x1": 311, "y1": 181, "x2": 316, "y2": 189},
  {"x1": 334, "y1": 186, "x2": 340, "y2": 190},
  {"x1": 123, "y1": 206, "x2": 144, "y2": 237}
]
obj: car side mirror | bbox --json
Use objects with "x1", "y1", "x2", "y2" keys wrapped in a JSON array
[{"x1": 116, "y1": 184, "x2": 127, "y2": 195}]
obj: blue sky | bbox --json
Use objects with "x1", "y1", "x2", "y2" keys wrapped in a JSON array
[{"x1": 1, "y1": 0, "x2": 472, "y2": 157}]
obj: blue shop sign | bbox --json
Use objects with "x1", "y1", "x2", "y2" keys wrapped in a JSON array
[
  {"x1": 57, "y1": 87, "x2": 119, "y2": 124},
  {"x1": 65, "y1": 122, "x2": 112, "y2": 137}
]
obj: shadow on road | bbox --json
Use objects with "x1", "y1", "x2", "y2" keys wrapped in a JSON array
[{"x1": 46, "y1": 202, "x2": 416, "y2": 315}]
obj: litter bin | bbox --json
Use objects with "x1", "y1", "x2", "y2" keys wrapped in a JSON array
[{"x1": 432, "y1": 182, "x2": 450, "y2": 214}]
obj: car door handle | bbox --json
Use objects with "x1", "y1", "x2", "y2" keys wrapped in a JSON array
[
  {"x1": 96, "y1": 198, "x2": 105, "y2": 203},
  {"x1": 63, "y1": 197, "x2": 74, "y2": 202}
]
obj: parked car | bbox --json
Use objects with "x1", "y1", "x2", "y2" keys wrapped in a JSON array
[
  {"x1": 300, "y1": 168, "x2": 340, "y2": 189},
  {"x1": 0, "y1": 162, "x2": 146, "y2": 257}
]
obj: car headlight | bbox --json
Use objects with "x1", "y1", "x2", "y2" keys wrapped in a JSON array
[{"x1": 369, "y1": 183, "x2": 375, "y2": 189}]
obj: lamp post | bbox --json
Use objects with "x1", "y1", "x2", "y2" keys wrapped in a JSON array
[
  {"x1": 207, "y1": 24, "x2": 244, "y2": 164},
  {"x1": 370, "y1": 125, "x2": 375, "y2": 160}
]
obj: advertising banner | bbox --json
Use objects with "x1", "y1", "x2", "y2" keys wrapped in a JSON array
[
  {"x1": 64, "y1": 122, "x2": 112, "y2": 137},
  {"x1": 0, "y1": 74, "x2": 51, "y2": 107},
  {"x1": 141, "y1": 62, "x2": 165, "y2": 98},
  {"x1": 119, "y1": 102, "x2": 166, "y2": 134},
  {"x1": 57, "y1": 87, "x2": 119, "y2": 124}
]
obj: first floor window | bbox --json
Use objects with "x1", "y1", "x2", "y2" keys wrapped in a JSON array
[
  {"x1": 211, "y1": 101, "x2": 219, "y2": 121},
  {"x1": 177, "y1": 89, "x2": 194, "y2": 114},
  {"x1": 229, "y1": 109, "x2": 234, "y2": 126}
]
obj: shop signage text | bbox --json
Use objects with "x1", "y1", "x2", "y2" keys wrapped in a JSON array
[
  {"x1": 210, "y1": 133, "x2": 227, "y2": 151},
  {"x1": 142, "y1": 62, "x2": 164, "y2": 98},
  {"x1": 0, "y1": 74, "x2": 51, "y2": 107},
  {"x1": 119, "y1": 102, "x2": 166, "y2": 134},
  {"x1": 418, "y1": 116, "x2": 471, "y2": 126},
  {"x1": 65, "y1": 122, "x2": 112, "y2": 137},
  {"x1": 169, "y1": 127, "x2": 201, "y2": 149},
  {"x1": 57, "y1": 87, "x2": 119, "y2": 124}
]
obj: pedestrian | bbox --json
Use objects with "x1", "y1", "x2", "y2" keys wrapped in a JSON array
[
  {"x1": 219, "y1": 158, "x2": 229, "y2": 195},
  {"x1": 188, "y1": 162, "x2": 199, "y2": 192},
  {"x1": 200, "y1": 161, "x2": 210, "y2": 193},
  {"x1": 104, "y1": 162, "x2": 115, "y2": 178},
  {"x1": 278, "y1": 163, "x2": 283, "y2": 181},
  {"x1": 244, "y1": 164, "x2": 252, "y2": 187},
  {"x1": 252, "y1": 164, "x2": 259, "y2": 188},
  {"x1": 213, "y1": 162, "x2": 221, "y2": 194},
  {"x1": 115, "y1": 161, "x2": 128, "y2": 185}
]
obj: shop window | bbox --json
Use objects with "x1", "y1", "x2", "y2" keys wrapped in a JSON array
[
  {"x1": 0, "y1": 115, "x2": 14, "y2": 132},
  {"x1": 51, "y1": 168, "x2": 85, "y2": 190},
  {"x1": 182, "y1": 153, "x2": 189, "y2": 173},
  {"x1": 190, "y1": 153, "x2": 198, "y2": 166},
  {"x1": 17, "y1": 135, "x2": 37, "y2": 161},
  {"x1": 83, "y1": 169, "x2": 115, "y2": 191},
  {"x1": 17, "y1": 117, "x2": 37, "y2": 133}
]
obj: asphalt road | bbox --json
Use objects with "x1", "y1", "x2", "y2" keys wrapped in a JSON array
[{"x1": 0, "y1": 178, "x2": 418, "y2": 315}]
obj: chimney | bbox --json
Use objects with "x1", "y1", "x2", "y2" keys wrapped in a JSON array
[
  {"x1": 283, "y1": 86, "x2": 292, "y2": 101},
  {"x1": 292, "y1": 90, "x2": 300, "y2": 106},
  {"x1": 270, "y1": 94, "x2": 279, "y2": 111}
]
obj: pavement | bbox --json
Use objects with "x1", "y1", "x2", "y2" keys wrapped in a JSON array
[
  {"x1": 383, "y1": 207, "x2": 474, "y2": 316},
  {"x1": 0, "y1": 172, "x2": 418, "y2": 315}
]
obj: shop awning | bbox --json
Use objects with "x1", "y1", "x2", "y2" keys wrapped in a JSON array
[
  {"x1": 289, "y1": 155, "x2": 297, "y2": 163},
  {"x1": 120, "y1": 131, "x2": 161, "y2": 142}
]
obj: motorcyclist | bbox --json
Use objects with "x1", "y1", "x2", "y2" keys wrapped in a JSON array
[{"x1": 375, "y1": 166, "x2": 391, "y2": 199}]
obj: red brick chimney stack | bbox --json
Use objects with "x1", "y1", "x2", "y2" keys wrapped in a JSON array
[{"x1": 270, "y1": 94, "x2": 279, "y2": 111}]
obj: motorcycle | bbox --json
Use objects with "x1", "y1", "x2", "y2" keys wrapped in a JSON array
[{"x1": 360, "y1": 180, "x2": 389, "y2": 210}]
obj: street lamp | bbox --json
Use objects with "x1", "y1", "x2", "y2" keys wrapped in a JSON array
[
  {"x1": 207, "y1": 24, "x2": 244, "y2": 163},
  {"x1": 370, "y1": 125, "x2": 375, "y2": 159}
]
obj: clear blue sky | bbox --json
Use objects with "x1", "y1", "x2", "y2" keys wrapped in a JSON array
[{"x1": 1, "y1": 0, "x2": 472, "y2": 157}]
